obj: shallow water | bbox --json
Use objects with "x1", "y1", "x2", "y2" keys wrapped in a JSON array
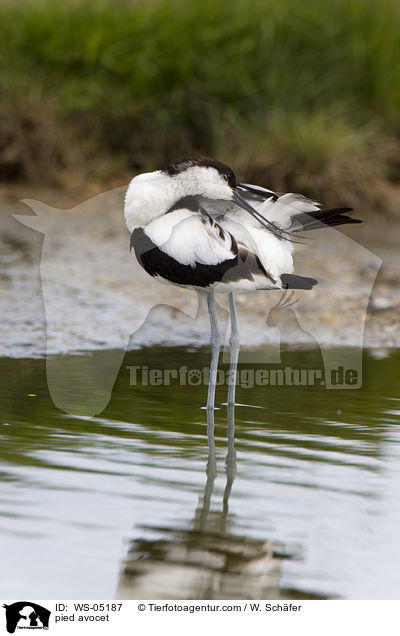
[{"x1": 0, "y1": 346, "x2": 399, "y2": 600}]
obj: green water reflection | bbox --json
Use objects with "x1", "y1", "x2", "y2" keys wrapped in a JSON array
[{"x1": 0, "y1": 347, "x2": 399, "y2": 599}]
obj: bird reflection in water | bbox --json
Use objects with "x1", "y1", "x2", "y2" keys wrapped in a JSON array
[
  {"x1": 117, "y1": 405, "x2": 303, "y2": 600},
  {"x1": 266, "y1": 289, "x2": 321, "y2": 352}
]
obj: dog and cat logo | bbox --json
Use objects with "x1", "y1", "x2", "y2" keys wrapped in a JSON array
[{"x1": 2, "y1": 603, "x2": 50, "y2": 633}]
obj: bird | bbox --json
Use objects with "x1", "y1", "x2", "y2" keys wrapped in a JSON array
[{"x1": 124, "y1": 156, "x2": 361, "y2": 412}]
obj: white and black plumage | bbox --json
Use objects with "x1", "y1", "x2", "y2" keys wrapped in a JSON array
[{"x1": 124, "y1": 156, "x2": 361, "y2": 412}]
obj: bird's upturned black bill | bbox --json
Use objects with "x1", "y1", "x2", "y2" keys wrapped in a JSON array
[{"x1": 232, "y1": 190, "x2": 306, "y2": 244}]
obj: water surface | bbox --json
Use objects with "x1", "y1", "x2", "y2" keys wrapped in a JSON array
[{"x1": 0, "y1": 347, "x2": 399, "y2": 599}]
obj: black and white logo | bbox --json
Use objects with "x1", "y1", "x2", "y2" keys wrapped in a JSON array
[{"x1": 2, "y1": 602, "x2": 50, "y2": 634}]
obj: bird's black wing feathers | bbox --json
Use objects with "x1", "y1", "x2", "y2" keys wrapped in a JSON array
[
  {"x1": 280, "y1": 274, "x2": 318, "y2": 289},
  {"x1": 290, "y1": 207, "x2": 362, "y2": 231}
]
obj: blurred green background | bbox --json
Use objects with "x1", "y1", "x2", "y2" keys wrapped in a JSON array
[{"x1": 1, "y1": 0, "x2": 400, "y2": 212}]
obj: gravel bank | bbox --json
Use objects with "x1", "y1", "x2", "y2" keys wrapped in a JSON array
[{"x1": 0, "y1": 185, "x2": 399, "y2": 357}]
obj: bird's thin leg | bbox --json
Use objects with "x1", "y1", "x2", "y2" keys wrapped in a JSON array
[
  {"x1": 207, "y1": 291, "x2": 222, "y2": 411},
  {"x1": 227, "y1": 292, "x2": 240, "y2": 406}
]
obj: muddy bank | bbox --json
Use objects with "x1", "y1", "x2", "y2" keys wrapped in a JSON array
[{"x1": 0, "y1": 185, "x2": 399, "y2": 357}]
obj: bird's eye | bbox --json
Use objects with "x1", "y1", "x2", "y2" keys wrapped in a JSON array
[{"x1": 226, "y1": 172, "x2": 236, "y2": 187}]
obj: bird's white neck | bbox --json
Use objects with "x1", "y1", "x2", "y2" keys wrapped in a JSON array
[{"x1": 124, "y1": 171, "x2": 178, "y2": 231}]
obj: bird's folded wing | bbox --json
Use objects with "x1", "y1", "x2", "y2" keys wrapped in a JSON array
[
  {"x1": 144, "y1": 207, "x2": 236, "y2": 266},
  {"x1": 132, "y1": 200, "x2": 280, "y2": 287}
]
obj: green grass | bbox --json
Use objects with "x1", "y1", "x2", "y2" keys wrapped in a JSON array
[{"x1": 1, "y1": 0, "x2": 400, "y2": 210}]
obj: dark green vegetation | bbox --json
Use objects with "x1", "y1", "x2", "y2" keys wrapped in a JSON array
[{"x1": 1, "y1": 0, "x2": 400, "y2": 212}]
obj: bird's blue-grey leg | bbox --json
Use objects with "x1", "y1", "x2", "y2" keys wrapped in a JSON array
[
  {"x1": 207, "y1": 291, "x2": 222, "y2": 411},
  {"x1": 227, "y1": 292, "x2": 240, "y2": 406}
]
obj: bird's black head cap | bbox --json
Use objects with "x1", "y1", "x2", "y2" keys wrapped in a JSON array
[{"x1": 162, "y1": 156, "x2": 236, "y2": 187}]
